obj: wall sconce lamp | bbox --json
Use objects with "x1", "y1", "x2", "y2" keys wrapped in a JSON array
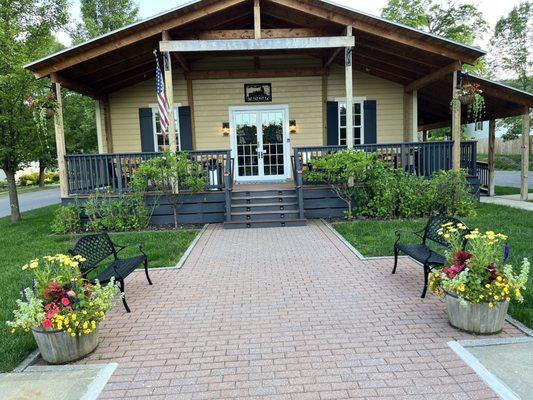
[
  {"x1": 221, "y1": 122, "x2": 230, "y2": 136},
  {"x1": 289, "y1": 119, "x2": 297, "y2": 134}
]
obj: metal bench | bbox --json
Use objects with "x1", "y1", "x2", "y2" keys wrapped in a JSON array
[
  {"x1": 69, "y1": 232, "x2": 152, "y2": 312},
  {"x1": 392, "y1": 215, "x2": 468, "y2": 298}
]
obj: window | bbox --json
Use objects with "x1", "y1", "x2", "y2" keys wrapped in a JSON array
[
  {"x1": 152, "y1": 107, "x2": 180, "y2": 151},
  {"x1": 338, "y1": 102, "x2": 363, "y2": 145},
  {"x1": 475, "y1": 121, "x2": 483, "y2": 131}
]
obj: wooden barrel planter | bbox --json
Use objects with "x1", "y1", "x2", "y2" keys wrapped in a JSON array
[
  {"x1": 445, "y1": 292, "x2": 508, "y2": 334},
  {"x1": 32, "y1": 327, "x2": 99, "y2": 364}
]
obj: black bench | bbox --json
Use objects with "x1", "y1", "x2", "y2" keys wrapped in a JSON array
[
  {"x1": 392, "y1": 215, "x2": 468, "y2": 298},
  {"x1": 69, "y1": 233, "x2": 152, "y2": 312}
]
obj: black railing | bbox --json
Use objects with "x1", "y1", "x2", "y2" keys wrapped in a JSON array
[
  {"x1": 65, "y1": 150, "x2": 231, "y2": 195},
  {"x1": 294, "y1": 141, "x2": 478, "y2": 184},
  {"x1": 477, "y1": 161, "x2": 489, "y2": 191}
]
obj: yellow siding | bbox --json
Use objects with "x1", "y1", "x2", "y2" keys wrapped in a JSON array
[
  {"x1": 108, "y1": 56, "x2": 405, "y2": 151},
  {"x1": 327, "y1": 65, "x2": 405, "y2": 143}
]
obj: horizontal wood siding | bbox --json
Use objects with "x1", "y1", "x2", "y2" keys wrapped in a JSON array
[
  {"x1": 108, "y1": 56, "x2": 406, "y2": 151},
  {"x1": 327, "y1": 65, "x2": 405, "y2": 144},
  {"x1": 303, "y1": 187, "x2": 347, "y2": 218}
]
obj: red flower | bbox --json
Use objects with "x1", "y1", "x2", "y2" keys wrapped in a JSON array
[
  {"x1": 443, "y1": 264, "x2": 467, "y2": 279},
  {"x1": 60, "y1": 297, "x2": 70, "y2": 307},
  {"x1": 453, "y1": 251, "x2": 472, "y2": 266},
  {"x1": 42, "y1": 320, "x2": 52, "y2": 329}
]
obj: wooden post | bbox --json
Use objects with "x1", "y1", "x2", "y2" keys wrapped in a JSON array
[
  {"x1": 322, "y1": 74, "x2": 327, "y2": 145},
  {"x1": 488, "y1": 119, "x2": 496, "y2": 196},
  {"x1": 412, "y1": 89, "x2": 418, "y2": 142},
  {"x1": 520, "y1": 109, "x2": 530, "y2": 201},
  {"x1": 186, "y1": 79, "x2": 196, "y2": 148},
  {"x1": 451, "y1": 70, "x2": 461, "y2": 170},
  {"x1": 345, "y1": 25, "x2": 353, "y2": 149},
  {"x1": 102, "y1": 97, "x2": 113, "y2": 153},
  {"x1": 254, "y1": 0, "x2": 261, "y2": 39},
  {"x1": 422, "y1": 130, "x2": 428, "y2": 142},
  {"x1": 50, "y1": 73, "x2": 68, "y2": 198},
  {"x1": 95, "y1": 100, "x2": 106, "y2": 154},
  {"x1": 162, "y1": 31, "x2": 177, "y2": 152}
]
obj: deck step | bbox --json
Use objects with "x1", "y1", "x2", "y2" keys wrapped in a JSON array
[
  {"x1": 232, "y1": 189, "x2": 296, "y2": 198},
  {"x1": 224, "y1": 218, "x2": 307, "y2": 229},
  {"x1": 231, "y1": 203, "x2": 298, "y2": 212},
  {"x1": 231, "y1": 210, "x2": 300, "y2": 221}
]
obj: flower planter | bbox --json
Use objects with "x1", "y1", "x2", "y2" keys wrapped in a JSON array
[
  {"x1": 445, "y1": 292, "x2": 508, "y2": 334},
  {"x1": 44, "y1": 108, "x2": 56, "y2": 119},
  {"x1": 459, "y1": 94, "x2": 475, "y2": 105},
  {"x1": 32, "y1": 327, "x2": 99, "y2": 364}
]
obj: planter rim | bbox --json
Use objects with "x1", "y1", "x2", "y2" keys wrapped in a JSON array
[
  {"x1": 31, "y1": 326, "x2": 64, "y2": 334},
  {"x1": 444, "y1": 290, "x2": 508, "y2": 306}
]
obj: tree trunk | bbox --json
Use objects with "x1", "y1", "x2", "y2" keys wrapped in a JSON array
[
  {"x1": 38, "y1": 161, "x2": 46, "y2": 187},
  {"x1": 5, "y1": 170, "x2": 21, "y2": 221}
]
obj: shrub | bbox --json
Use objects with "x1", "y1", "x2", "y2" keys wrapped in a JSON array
[
  {"x1": 0, "y1": 179, "x2": 7, "y2": 188},
  {"x1": 389, "y1": 171, "x2": 432, "y2": 219},
  {"x1": 428, "y1": 170, "x2": 476, "y2": 217},
  {"x1": 51, "y1": 204, "x2": 82, "y2": 234},
  {"x1": 44, "y1": 172, "x2": 59, "y2": 184},
  {"x1": 84, "y1": 190, "x2": 150, "y2": 232},
  {"x1": 18, "y1": 172, "x2": 40, "y2": 186}
]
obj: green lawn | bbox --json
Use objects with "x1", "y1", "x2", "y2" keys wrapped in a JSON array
[
  {"x1": 478, "y1": 153, "x2": 533, "y2": 171},
  {"x1": 334, "y1": 203, "x2": 533, "y2": 329},
  {"x1": 495, "y1": 186, "x2": 521, "y2": 195},
  {"x1": 0, "y1": 205, "x2": 198, "y2": 372}
]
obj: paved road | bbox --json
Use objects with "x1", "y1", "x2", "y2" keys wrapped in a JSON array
[
  {"x1": 0, "y1": 187, "x2": 60, "y2": 218},
  {"x1": 494, "y1": 170, "x2": 533, "y2": 189}
]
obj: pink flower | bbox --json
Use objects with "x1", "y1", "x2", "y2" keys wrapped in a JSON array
[
  {"x1": 60, "y1": 297, "x2": 70, "y2": 307},
  {"x1": 443, "y1": 264, "x2": 467, "y2": 279},
  {"x1": 42, "y1": 320, "x2": 52, "y2": 329}
]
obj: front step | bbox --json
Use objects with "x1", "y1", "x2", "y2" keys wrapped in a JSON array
[
  {"x1": 224, "y1": 187, "x2": 307, "y2": 229},
  {"x1": 224, "y1": 218, "x2": 307, "y2": 229}
]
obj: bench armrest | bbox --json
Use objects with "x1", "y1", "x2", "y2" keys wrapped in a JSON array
[{"x1": 394, "y1": 229, "x2": 424, "y2": 245}]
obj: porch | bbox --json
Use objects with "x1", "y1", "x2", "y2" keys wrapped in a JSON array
[{"x1": 63, "y1": 140, "x2": 479, "y2": 226}]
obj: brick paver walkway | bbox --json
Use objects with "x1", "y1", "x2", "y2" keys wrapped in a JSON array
[{"x1": 80, "y1": 221, "x2": 524, "y2": 399}]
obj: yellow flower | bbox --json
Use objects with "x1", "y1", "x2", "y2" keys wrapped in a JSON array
[
  {"x1": 496, "y1": 276, "x2": 502, "y2": 282},
  {"x1": 488, "y1": 302, "x2": 494, "y2": 308},
  {"x1": 485, "y1": 284, "x2": 491, "y2": 288},
  {"x1": 71, "y1": 313, "x2": 77, "y2": 321},
  {"x1": 457, "y1": 284, "x2": 466, "y2": 292},
  {"x1": 21, "y1": 264, "x2": 28, "y2": 271}
]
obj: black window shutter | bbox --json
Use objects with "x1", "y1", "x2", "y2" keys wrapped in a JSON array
[
  {"x1": 363, "y1": 100, "x2": 377, "y2": 144},
  {"x1": 178, "y1": 106, "x2": 193, "y2": 151},
  {"x1": 326, "y1": 101, "x2": 339, "y2": 145},
  {"x1": 139, "y1": 108, "x2": 154, "y2": 152}
]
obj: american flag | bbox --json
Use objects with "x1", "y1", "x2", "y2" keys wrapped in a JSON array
[{"x1": 155, "y1": 53, "x2": 169, "y2": 143}]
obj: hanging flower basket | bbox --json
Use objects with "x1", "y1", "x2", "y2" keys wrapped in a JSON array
[
  {"x1": 450, "y1": 82, "x2": 486, "y2": 121},
  {"x1": 459, "y1": 85, "x2": 476, "y2": 105}
]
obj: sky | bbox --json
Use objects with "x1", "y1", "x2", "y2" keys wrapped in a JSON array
[{"x1": 58, "y1": 0, "x2": 524, "y2": 48}]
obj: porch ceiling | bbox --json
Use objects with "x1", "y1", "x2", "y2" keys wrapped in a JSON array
[{"x1": 24, "y1": 0, "x2": 531, "y2": 124}]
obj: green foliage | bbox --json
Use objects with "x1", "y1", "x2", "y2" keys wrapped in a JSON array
[
  {"x1": 84, "y1": 190, "x2": 150, "y2": 232},
  {"x1": 63, "y1": 91, "x2": 98, "y2": 154},
  {"x1": 131, "y1": 152, "x2": 207, "y2": 227},
  {"x1": 18, "y1": 172, "x2": 59, "y2": 186},
  {"x1": 73, "y1": 0, "x2": 139, "y2": 43},
  {"x1": 51, "y1": 204, "x2": 82, "y2": 234},
  {"x1": 381, "y1": 0, "x2": 488, "y2": 45},
  {"x1": 305, "y1": 150, "x2": 476, "y2": 220}
]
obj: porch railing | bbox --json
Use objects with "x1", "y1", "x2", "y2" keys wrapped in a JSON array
[
  {"x1": 477, "y1": 161, "x2": 489, "y2": 191},
  {"x1": 294, "y1": 141, "x2": 477, "y2": 184},
  {"x1": 65, "y1": 150, "x2": 231, "y2": 195}
]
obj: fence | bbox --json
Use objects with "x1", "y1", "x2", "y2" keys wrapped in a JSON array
[
  {"x1": 65, "y1": 150, "x2": 231, "y2": 195},
  {"x1": 476, "y1": 136, "x2": 532, "y2": 155}
]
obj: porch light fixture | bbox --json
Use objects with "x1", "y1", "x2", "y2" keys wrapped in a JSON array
[
  {"x1": 289, "y1": 120, "x2": 297, "y2": 133},
  {"x1": 221, "y1": 122, "x2": 230, "y2": 136}
]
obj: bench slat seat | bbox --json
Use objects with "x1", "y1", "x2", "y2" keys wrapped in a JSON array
[{"x1": 395, "y1": 244, "x2": 446, "y2": 266}]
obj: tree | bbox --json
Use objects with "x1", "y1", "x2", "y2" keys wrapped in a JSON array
[
  {"x1": 488, "y1": 2, "x2": 532, "y2": 141},
  {"x1": 0, "y1": 0, "x2": 68, "y2": 220},
  {"x1": 381, "y1": 0, "x2": 488, "y2": 73},
  {"x1": 73, "y1": 0, "x2": 139, "y2": 43}
]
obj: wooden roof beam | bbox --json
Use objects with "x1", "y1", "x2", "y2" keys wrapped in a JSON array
[
  {"x1": 31, "y1": 0, "x2": 248, "y2": 78},
  {"x1": 404, "y1": 61, "x2": 460, "y2": 92},
  {"x1": 160, "y1": 36, "x2": 354, "y2": 52},
  {"x1": 184, "y1": 67, "x2": 328, "y2": 80},
  {"x1": 269, "y1": 0, "x2": 480, "y2": 64},
  {"x1": 254, "y1": 0, "x2": 261, "y2": 39}
]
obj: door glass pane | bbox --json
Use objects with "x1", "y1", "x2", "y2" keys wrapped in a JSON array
[
  {"x1": 236, "y1": 113, "x2": 258, "y2": 177},
  {"x1": 261, "y1": 111, "x2": 284, "y2": 176}
]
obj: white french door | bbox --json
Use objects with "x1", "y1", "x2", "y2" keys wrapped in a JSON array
[{"x1": 230, "y1": 105, "x2": 290, "y2": 182}]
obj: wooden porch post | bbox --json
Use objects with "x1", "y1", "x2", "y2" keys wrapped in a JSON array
[
  {"x1": 451, "y1": 70, "x2": 461, "y2": 170},
  {"x1": 95, "y1": 100, "x2": 106, "y2": 154},
  {"x1": 412, "y1": 89, "x2": 418, "y2": 141},
  {"x1": 488, "y1": 119, "x2": 496, "y2": 196},
  {"x1": 50, "y1": 73, "x2": 68, "y2": 198},
  {"x1": 162, "y1": 31, "x2": 177, "y2": 152},
  {"x1": 186, "y1": 79, "x2": 196, "y2": 148},
  {"x1": 345, "y1": 25, "x2": 353, "y2": 149},
  {"x1": 520, "y1": 108, "x2": 530, "y2": 201},
  {"x1": 102, "y1": 97, "x2": 113, "y2": 153},
  {"x1": 254, "y1": 0, "x2": 261, "y2": 39}
]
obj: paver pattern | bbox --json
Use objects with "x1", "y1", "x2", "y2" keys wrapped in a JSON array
[{"x1": 79, "y1": 221, "x2": 524, "y2": 399}]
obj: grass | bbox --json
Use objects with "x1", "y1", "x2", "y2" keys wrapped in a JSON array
[
  {"x1": 478, "y1": 153, "x2": 533, "y2": 171},
  {"x1": 0, "y1": 184, "x2": 59, "y2": 197},
  {"x1": 334, "y1": 203, "x2": 533, "y2": 329},
  {"x1": 0, "y1": 205, "x2": 198, "y2": 372},
  {"x1": 495, "y1": 186, "x2": 521, "y2": 195}
]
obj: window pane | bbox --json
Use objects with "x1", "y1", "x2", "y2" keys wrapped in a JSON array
[
  {"x1": 354, "y1": 115, "x2": 361, "y2": 126},
  {"x1": 353, "y1": 103, "x2": 361, "y2": 114},
  {"x1": 340, "y1": 115, "x2": 346, "y2": 127},
  {"x1": 339, "y1": 104, "x2": 346, "y2": 116},
  {"x1": 354, "y1": 127, "x2": 361, "y2": 145},
  {"x1": 340, "y1": 127, "x2": 346, "y2": 141}
]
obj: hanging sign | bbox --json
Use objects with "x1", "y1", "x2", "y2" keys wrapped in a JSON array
[{"x1": 244, "y1": 83, "x2": 272, "y2": 102}]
